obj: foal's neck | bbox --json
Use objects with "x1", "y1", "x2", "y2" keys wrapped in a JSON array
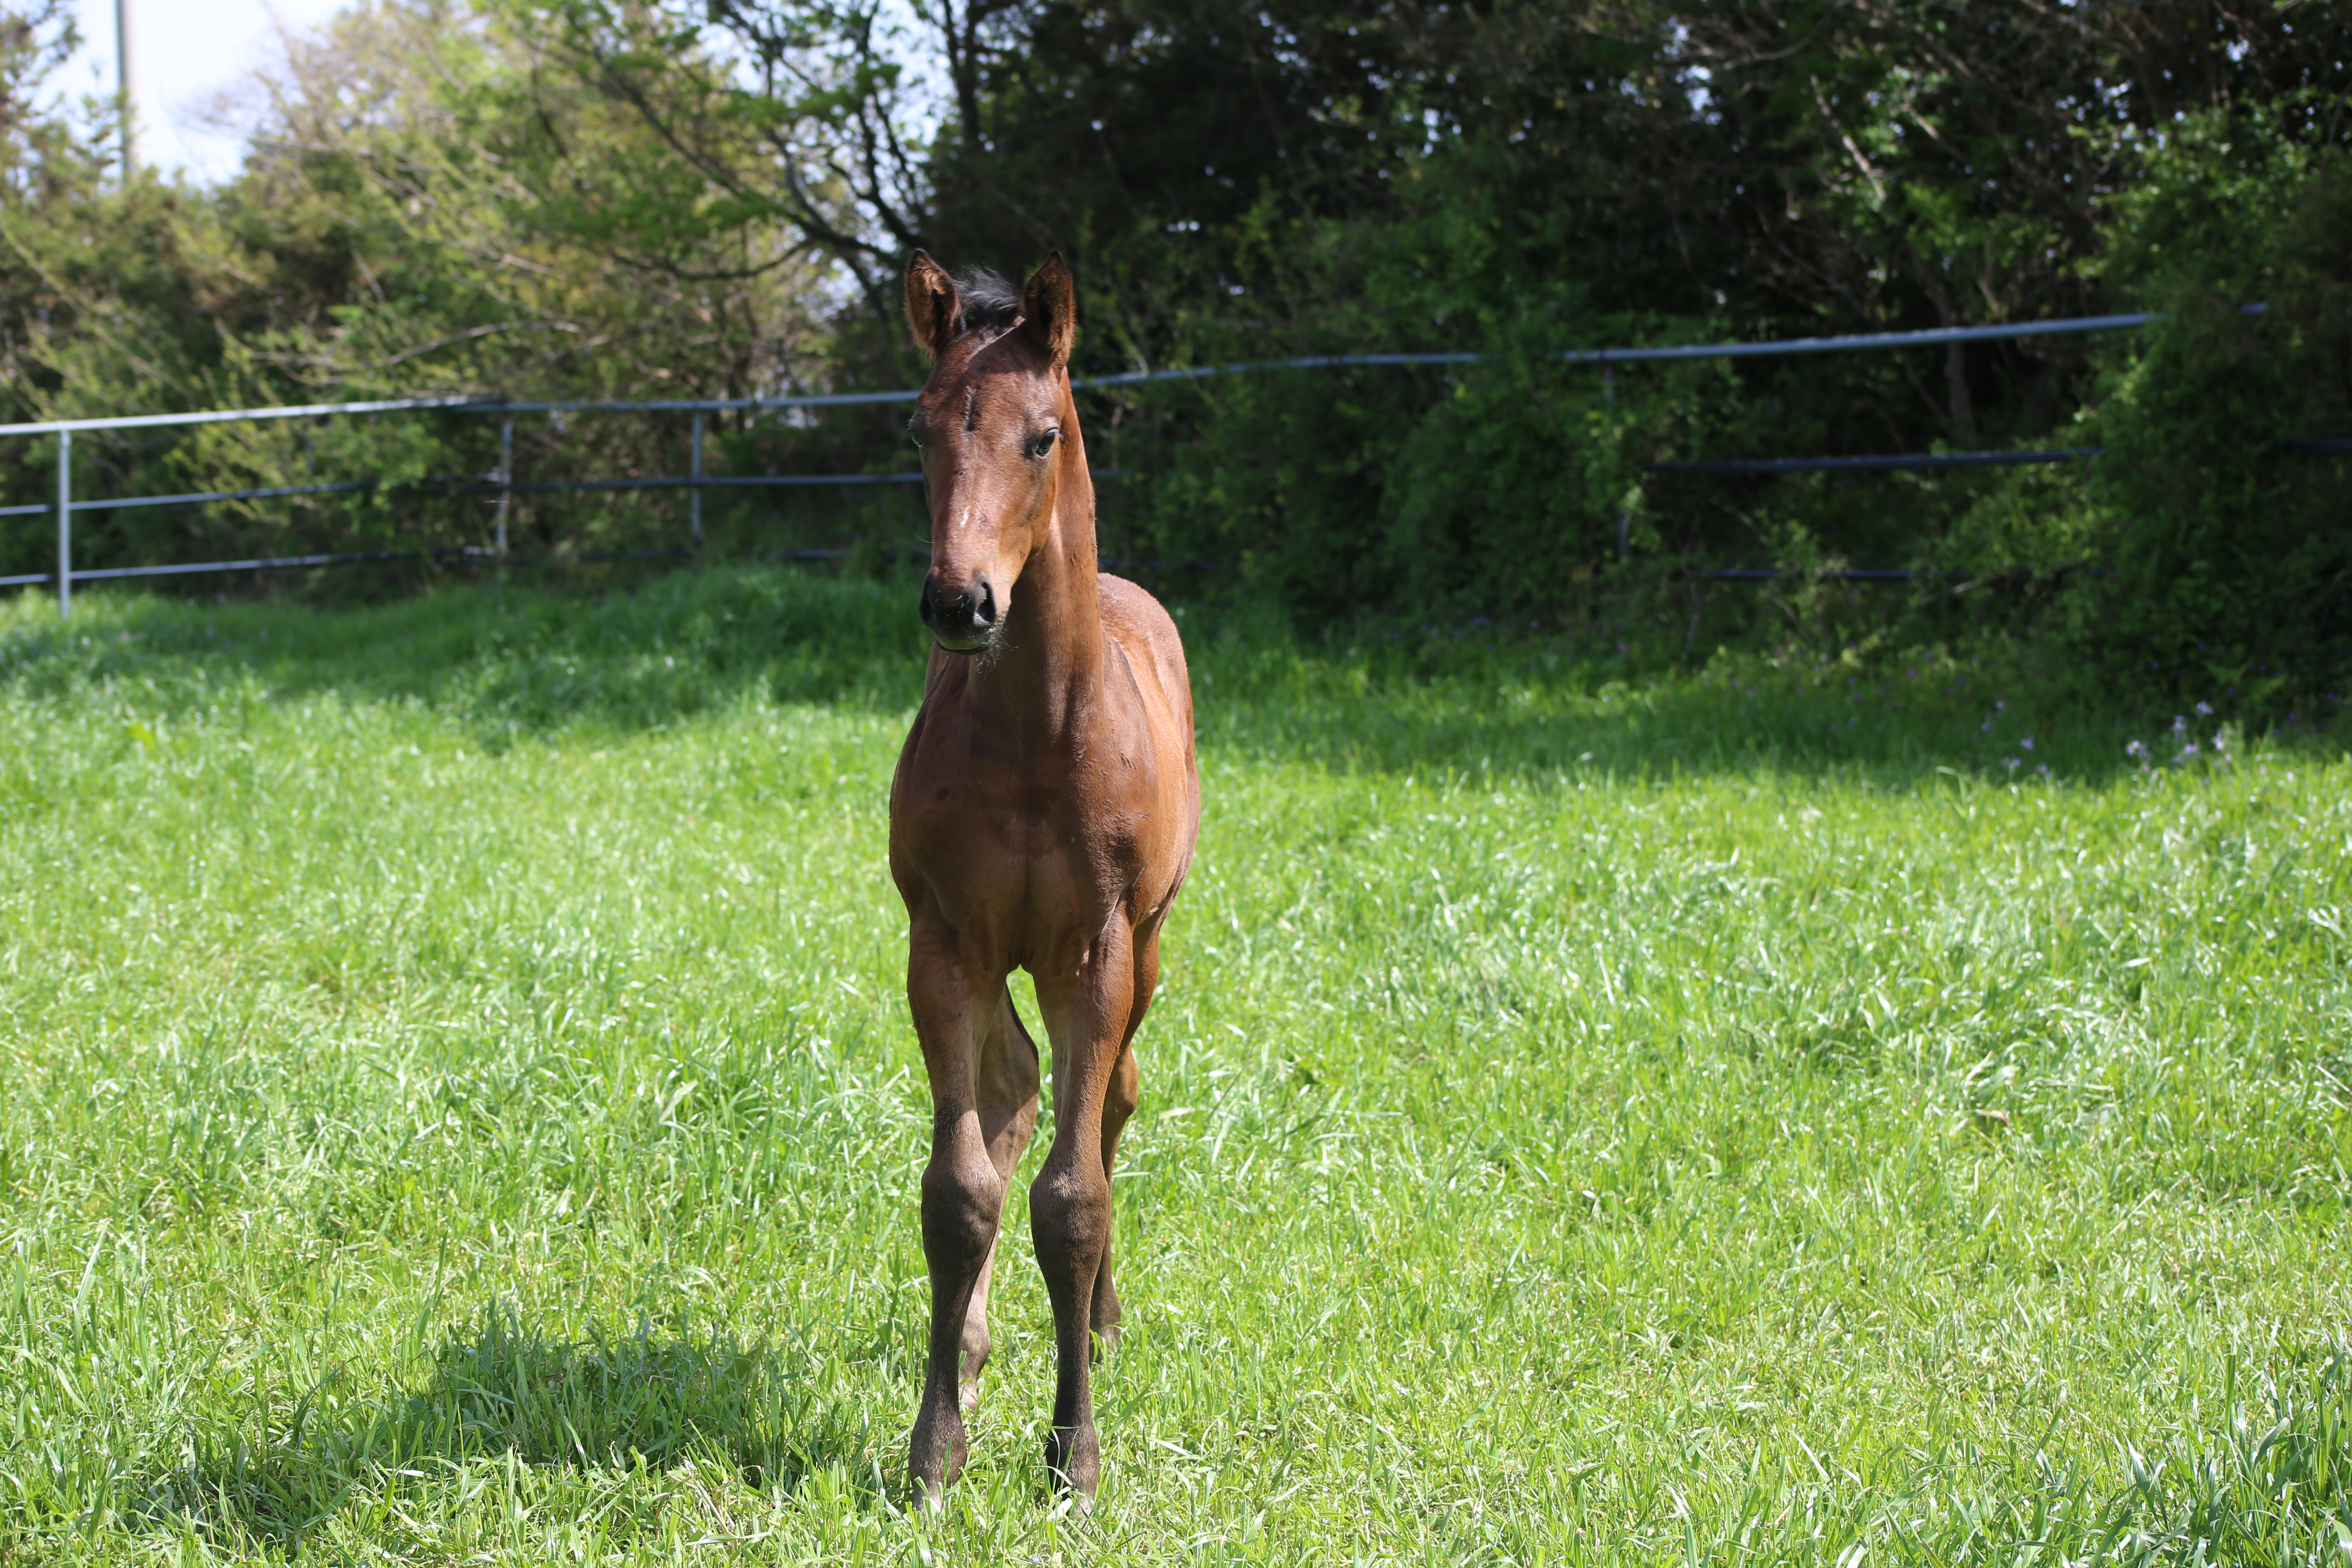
[{"x1": 985, "y1": 387, "x2": 1102, "y2": 748}]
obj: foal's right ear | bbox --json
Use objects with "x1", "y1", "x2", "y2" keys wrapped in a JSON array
[{"x1": 904, "y1": 251, "x2": 961, "y2": 362}]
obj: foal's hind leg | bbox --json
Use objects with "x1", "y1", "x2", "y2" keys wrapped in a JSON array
[
  {"x1": 1090, "y1": 929, "x2": 1160, "y2": 1354},
  {"x1": 960, "y1": 987, "x2": 1041, "y2": 1406}
]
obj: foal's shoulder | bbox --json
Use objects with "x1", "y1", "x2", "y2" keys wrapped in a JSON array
[
  {"x1": 1095, "y1": 572, "x2": 1182, "y2": 651},
  {"x1": 1095, "y1": 573, "x2": 1191, "y2": 702},
  {"x1": 1097, "y1": 573, "x2": 1194, "y2": 743}
]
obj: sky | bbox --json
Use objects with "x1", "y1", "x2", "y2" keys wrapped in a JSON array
[{"x1": 58, "y1": 0, "x2": 350, "y2": 184}]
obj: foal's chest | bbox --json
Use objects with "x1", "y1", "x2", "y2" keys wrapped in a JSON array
[{"x1": 905, "y1": 774, "x2": 1140, "y2": 876}]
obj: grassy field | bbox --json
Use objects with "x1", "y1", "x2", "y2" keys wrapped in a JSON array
[{"x1": 2, "y1": 566, "x2": 2350, "y2": 1565}]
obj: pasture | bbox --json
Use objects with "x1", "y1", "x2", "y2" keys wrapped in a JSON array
[{"x1": 2, "y1": 567, "x2": 2348, "y2": 1564}]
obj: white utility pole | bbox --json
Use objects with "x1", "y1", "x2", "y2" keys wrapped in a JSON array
[{"x1": 115, "y1": 0, "x2": 135, "y2": 175}]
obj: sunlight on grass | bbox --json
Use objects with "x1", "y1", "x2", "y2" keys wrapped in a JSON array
[{"x1": 2, "y1": 572, "x2": 2349, "y2": 1563}]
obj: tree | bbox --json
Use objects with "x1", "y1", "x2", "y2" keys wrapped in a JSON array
[
  {"x1": 519, "y1": 0, "x2": 940, "y2": 343},
  {"x1": 2, "y1": 0, "x2": 845, "y2": 577}
]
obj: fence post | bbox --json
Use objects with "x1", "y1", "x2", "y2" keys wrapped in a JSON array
[
  {"x1": 55, "y1": 428, "x2": 70, "y2": 619},
  {"x1": 497, "y1": 418, "x2": 512, "y2": 556},
  {"x1": 689, "y1": 410, "x2": 704, "y2": 552},
  {"x1": 1603, "y1": 354, "x2": 1628, "y2": 559}
]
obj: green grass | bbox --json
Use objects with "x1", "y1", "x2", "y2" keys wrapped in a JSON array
[{"x1": 2, "y1": 566, "x2": 2350, "y2": 1565}]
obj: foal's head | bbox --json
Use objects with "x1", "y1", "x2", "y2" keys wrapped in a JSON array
[{"x1": 902, "y1": 252, "x2": 1079, "y2": 655}]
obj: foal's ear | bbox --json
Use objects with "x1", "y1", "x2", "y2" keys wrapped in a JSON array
[
  {"x1": 1019, "y1": 253, "x2": 1077, "y2": 369},
  {"x1": 904, "y1": 250, "x2": 961, "y2": 363}
]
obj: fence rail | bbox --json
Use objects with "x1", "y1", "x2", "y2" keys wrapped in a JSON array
[
  {"x1": 0, "y1": 539, "x2": 1213, "y2": 590},
  {"x1": 1647, "y1": 448, "x2": 2102, "y2": 476},
  {"x1": 5, "y1": 303, "x2": 2332, "y2": 614},
  {"x1": 0, "y1": 307, "x2": 2214, "y2": 444}
]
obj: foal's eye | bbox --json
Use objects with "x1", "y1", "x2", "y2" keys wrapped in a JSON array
[{"x1": 1029, "y1": 429, "x2": 1059, "y2": 458}]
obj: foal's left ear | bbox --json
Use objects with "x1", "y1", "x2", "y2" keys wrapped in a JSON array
[{"x1": 1019, "y1": 253, "x2": 1077, "y2": 370}]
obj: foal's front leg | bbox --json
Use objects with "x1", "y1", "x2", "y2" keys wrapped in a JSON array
[
  {"x1": 1030, "y1": 926, "x2": 1138, "y2": 1503},
  {"x1": 906, "y1": 929, "x2": 1019, "y2": 1506}
]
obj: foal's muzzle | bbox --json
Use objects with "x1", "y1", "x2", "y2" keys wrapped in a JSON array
[{"x1": 919, "y1": 570, "x2": 999, "y2": 653}]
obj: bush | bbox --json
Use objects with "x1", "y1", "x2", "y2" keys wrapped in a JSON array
[{"x1": 2051, "y1": 109, "x2": 2352, "y2": 711}]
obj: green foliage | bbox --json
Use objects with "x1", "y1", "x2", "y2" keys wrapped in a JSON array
[
  {"x1": 632, "y1": 0, "x2": 2352, "y2": 643},
  {"x1": 1926, "y1": 100, "x2": 2352, "y2": 711},
  {"x1": 4, "y1": 0, "x2": 2351, "y2": 699},
  {"x1": 0, "y1": 0, "x2": 858, "y2": 583},
  {"x1": 2058, "y1": 109, "x2": 2352, "y2": 707},
  {"x1": 931, "y1": 0, "x2": 2352, "y2": 681},
  {"x1": 3, "y1": 567, "x2": 2352, "y2": 1562}
]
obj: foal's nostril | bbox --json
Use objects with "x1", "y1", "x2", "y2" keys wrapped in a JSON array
[{"x1": 919, "y1": 571, "x2": 996, "y2": 646}]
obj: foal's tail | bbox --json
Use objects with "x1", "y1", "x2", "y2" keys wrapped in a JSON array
[{"x1": 998, "y1": 982, "x2": 1041, "y2": 1063}]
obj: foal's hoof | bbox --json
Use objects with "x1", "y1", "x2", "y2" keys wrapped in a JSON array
[
  {"x1": 1044, "y1": 1424, "x2": 1101, "y2": 1503},
  {"x1": 1090, "y1": 1321, "x2": 1123, "y2": 1361},
  {"x1": 958, "y1": 1376, "x2": 982, "y2": 1413},
  {"x1": 909, "y1": 1417, "x2": 969, "y2": 1511}
]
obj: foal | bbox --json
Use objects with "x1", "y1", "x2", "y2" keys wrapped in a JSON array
[{"x1": 888, "y1": 252, "x2": 1200, "y2": 1507}]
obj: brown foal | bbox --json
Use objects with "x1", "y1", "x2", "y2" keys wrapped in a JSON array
[{"x1": 887, "y1": 252, "x2": 1200, "y2": 1508}]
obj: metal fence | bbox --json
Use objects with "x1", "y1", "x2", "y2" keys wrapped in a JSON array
[{"x1": 4, "y1": 304, "x2": 2333, "y2": 615}]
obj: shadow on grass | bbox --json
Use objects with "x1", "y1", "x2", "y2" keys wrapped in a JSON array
[
  {"x1": 0, "y1": 565, "x2": 934, "y2": 744},
  {"x1": 4, "y1": 564, "x2": 2341, "y2": 784},
  {"x1": 125, "y1": 1308, "x2": 2352, "y2": 1565},
  {"x1": 140, "y1": 1302, "x2": 900, "y2": 1555},
  {"x1": 1191, "y1": 624, "x2": 2347, "y2": 787}
]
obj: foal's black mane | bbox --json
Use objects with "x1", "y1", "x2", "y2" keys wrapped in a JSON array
[{"x1": 954, "y1": 266, "x2": 1022, "y2": 337}]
